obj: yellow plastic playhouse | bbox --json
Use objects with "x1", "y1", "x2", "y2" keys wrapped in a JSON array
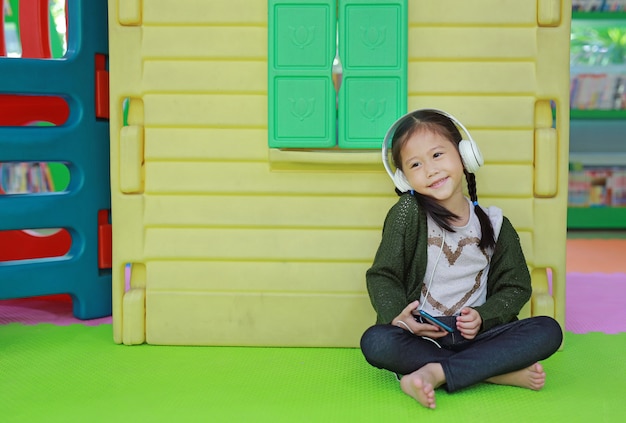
[{"x1": 108, "y1": 0, "x2": 570, "y2": 346}]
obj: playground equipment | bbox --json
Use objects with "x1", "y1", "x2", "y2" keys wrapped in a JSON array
[
  {"x1": 109, "y1": 0, "x2": 570, "y2": 346},
  {"x1": 0, "y1": 0, "x2": 112, "y2": 319}
]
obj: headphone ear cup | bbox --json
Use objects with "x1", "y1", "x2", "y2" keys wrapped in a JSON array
[
  {"x1": 459, "y1": 139, "x2": 484, "y2": 173},
  {"x1": 393, "y1": 169, "x2": 413, "y2": 193}
]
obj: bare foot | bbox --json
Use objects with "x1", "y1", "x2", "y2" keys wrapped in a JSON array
[
  {"x1": 486, "y1": 363, "x2": 546, "y2": 391},
  {"x1": 400, "y1": 363, "x2": 445, "y2": 409}
]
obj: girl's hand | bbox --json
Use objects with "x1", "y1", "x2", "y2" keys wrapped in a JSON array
[
  {"x1": 456, "y1": 307, "x2": 482, "y2": 339},
  {"x1": 392, "y1": 301, "x2": 447, "y2": 339}
]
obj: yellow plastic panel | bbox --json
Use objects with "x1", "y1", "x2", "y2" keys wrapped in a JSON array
[
  {"x1": 143, "y1": 162, "x2": 392, "y2": 195},
  {"x1": 108, "y1": 0, "x2": 571, "y2": 346},
  {"x1": 124, "y1": 97, "x2": 145, "y2": 126},
  {"x1": 112, "y1": 196, "x2": 145, "y2": 263},
  {"x1": 117, "y1": 0, "x2": 142, "y2": 26},
  {"x1": 409, "y1": 28, "x2": 537, "y2": 60},
  {"x1": 534, "y1": 128, "x2": 558, "y2": 197},
  {"x1": 111, "y1": 262, "x2": 126, "y2": 344},
  {"x1": 145, "y1": 291, "x2": 374, "y2": 347},
  {"x1": 537, "y1": 0, "x2": 561, "y2": 27},
  {"x1": 475, "y1": 165, "x2": 534, "y2": 197},
  {"x1": 111, "y1": 196, "x2": 145, "y2": 344},
  {"x1": 142, "y1": 162, "x2": 532, "y2": 197},
  {"x1": 143, "y1": 61, "x2": 266, "y2": 93},
  {"x1": 142, "y1": 27, "x2": 266, "y2": 58},
  {"x1": 123, "y1": 288, "x2": 146, "y2": 345},
  {"x1": 472, "y1": 130, "x2": 534, "y2": 164},
  {"x1": 143, "y1": 228, "x2": 380, "y2": 261},
  {"x1": 122, "y1": 263, "x2": 147, "y2": 345},
  {"x1": 143, "y1": 195, "x2": 395, "y2": 228},
  {"x1": 530, "y1": 268, "x2": 555, "y2": 317},
  {"x1": 143, "y1": 94, "x2": 266, "y2": 127},
  {"x1": 142, "y1": 0, "x2": 267, "y2": 24},
  {"x1": 144, "y1": 129, "x2": 268, "y2": 161},
  {"x1": 409, "y1": 62, "x2": 536, "y2": 95},
  {"x1": 119, "y1": 125, "x2": 144, "y2": 194},
  {"x1": 480, "y1": 198, "x2": 534, "y2": 230},
  {"x1": 268, "y1": 149, "x2": 381, "y2": 171},
  {"x1": 535, "y1": 99, "x2": 555, "y2": 128},
  {"x1": 533, "y1": 198, "x2": 567, "y2": 326},
  {"x1": 532, "y1": 292, "x2": 556, "y2": 319},
  {"x1": 408, "y1": 0, "x2": 535, "y2": 24},
  {"x1": 408, "y1": 96, "x2": 537, "y2": 128},
  {"x1": 147, "y1": 261, "x2": 370, "y2": 292}
]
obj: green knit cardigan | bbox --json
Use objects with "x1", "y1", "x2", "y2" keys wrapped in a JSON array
[{"x1": 366, "y1": 193, "x2": 532, "y2": 333}]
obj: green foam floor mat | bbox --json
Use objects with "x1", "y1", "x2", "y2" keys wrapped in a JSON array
[{"x1": 1, "y1": 324, "x2": 624, "y2": 422}]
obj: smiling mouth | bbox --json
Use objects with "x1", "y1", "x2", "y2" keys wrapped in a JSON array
[{"x1": 429, "y1": 177, "x2": 448, "y2": 189}]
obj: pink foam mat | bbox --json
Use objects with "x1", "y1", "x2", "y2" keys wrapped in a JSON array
[
  {"x1": 566, "y1": 272, "x2": 626, "y2": 334},
  {"x1": 1, "y1": 272, "x2": 625, "y2": 334},
  {"x1": 0, "y1": 297, "x2": 112, "y2": 326}
]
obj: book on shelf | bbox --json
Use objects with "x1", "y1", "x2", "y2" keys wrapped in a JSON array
[
  {"x1": 573, "y1": 0, "x2": 626, "y2": 11},
  {"x1": 0, "y1": 162, "x2": 54, "y2": 194},
  {"x1": 568, "y1": 165, "x2": 626, "y2": 207},
  {"x1": 570, "y1": 73, "x2": 626, "y2": 110}
]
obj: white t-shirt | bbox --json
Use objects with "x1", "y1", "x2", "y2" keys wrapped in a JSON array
[{"x1": 419, "y1": 198, "x2": 503, "y2": 316}]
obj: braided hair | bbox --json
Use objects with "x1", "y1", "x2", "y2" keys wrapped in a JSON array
[{"x1": 390, "y1": 110, "x2": 495, "y2": 251}]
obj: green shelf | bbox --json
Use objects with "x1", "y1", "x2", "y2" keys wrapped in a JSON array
[
  {"x1": 569, "y1": 10, "x2": 626, "y2": 230},
  {"x1": 570, "y1": 109, "x2": 626, "y2": 120},
  {"x1": 567, "y1": 207, "x2": 626, "y2": 229},
  {"x1": 572, "y1": 11, "x2": 626, "y2": 20}
]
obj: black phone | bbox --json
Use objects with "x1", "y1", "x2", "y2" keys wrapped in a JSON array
[{"x1": 415, "y1": 310, "x2": 454, "y2": 333}]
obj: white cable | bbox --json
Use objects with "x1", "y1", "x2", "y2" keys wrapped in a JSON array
[
  {"x1": 394, "y1": 320, "x2": 414, "y2": 334},
  {"x1": 420, "y1": 336, "x2": 442, "y2": 348}
]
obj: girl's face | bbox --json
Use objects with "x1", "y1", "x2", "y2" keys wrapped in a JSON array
[{"x1": 399, "y1": 128, "x2": 465, "y2": 208}]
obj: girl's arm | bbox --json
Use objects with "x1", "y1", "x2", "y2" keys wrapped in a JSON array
[
  {"x1": 473, "y1": 217, "x2": 532, "y2": 332},
  {"x1": 365, "y1": 196, "x2": 422, "y2": 324}
]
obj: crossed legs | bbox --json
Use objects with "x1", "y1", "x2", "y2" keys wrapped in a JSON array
[{"x1": 360, "y1": 316, "x2": 562, "y2": 409}]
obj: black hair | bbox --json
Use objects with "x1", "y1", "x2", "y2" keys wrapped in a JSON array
[{"x1": 390, "y1": 110, "x2": 495, "y2": 251}]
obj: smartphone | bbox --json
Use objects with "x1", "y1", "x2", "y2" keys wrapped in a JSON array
[{"x1": 415, "y1": 310, "x2": 454, "y2": 333}]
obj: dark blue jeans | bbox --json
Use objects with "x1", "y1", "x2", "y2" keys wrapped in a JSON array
[{"x1": 360, "y1": 316, "x2": 563, "y2": 392}]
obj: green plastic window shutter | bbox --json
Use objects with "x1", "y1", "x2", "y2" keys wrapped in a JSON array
[
  {"x1": 337, "y1": 0, "x2": 407, "y2": 149},
  {"x1": 268, "y1": 0, "x2": 337, "y2": 148}
]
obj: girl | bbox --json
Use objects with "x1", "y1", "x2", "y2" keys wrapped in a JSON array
[{"x1": 360, "y1": 109, "x2": 562, "y2": 409}]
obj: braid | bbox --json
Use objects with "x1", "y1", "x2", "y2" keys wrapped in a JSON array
[
  {"x1": 466, "y1": 171, "x2": 478, "y2": 204},
  {"x1": 465, "y1": 172, "x2": 495, "y2": 250},
  {"x1": 412, "y1": 192, "x2": 458, "y2": 233}
]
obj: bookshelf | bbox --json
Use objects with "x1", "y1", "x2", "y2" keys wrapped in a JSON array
[
  {"x1": 568, "y1": 6, "x2": 626, "y2": 229},
  {"x1": 570, "y1": 109, "x2": 626, "y2": 118},
  {"x1": 572, "y1": 11, "x2": 626, "y2": 20},
  {"x1": 0, "y1": 162, "x2": 68, "y2": 194}
]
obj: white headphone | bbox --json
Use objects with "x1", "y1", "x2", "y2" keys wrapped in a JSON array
[{"x1": 381, "y1": 108, "x2": 484, "y2": 193}]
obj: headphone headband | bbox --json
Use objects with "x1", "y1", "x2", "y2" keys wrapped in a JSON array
[{"x1": 381, "y1": 108, "x2": 483, "y2": 192}]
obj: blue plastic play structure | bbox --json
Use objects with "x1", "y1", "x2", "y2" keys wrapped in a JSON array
[{"x1": 0, "y1": 0, "x2": 111, "y2": 319}]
